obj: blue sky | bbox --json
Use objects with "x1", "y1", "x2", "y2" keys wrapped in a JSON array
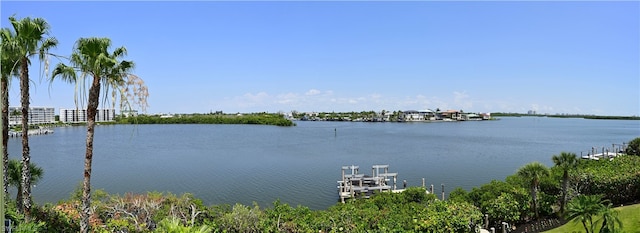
[{"x1": 1, "y1": 1, "x2": 639, "y2": 116}]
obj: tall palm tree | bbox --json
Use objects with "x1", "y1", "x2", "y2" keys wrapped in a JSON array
[
  {"x1": 7, "y1": 15, "x2": 57, "y2": 220},
  {"x1": 516, "y1": 161, "x2": 549, "y2": 219},
  {"x1": 565, "y1": 194, "x2": 605, "y2": 233},
  {"x1": 52, "y1": 37, "x2": 147, "y2": 233},
  {"x1": 0, "y1": 27, "x2": 20, "y2": 199},
  {"x1": 552, "y1": 152, "x2": 578, "y2": 214},
  {"x1": 0, "y1": 27, "x2": 21, "y2": 229},
  {"x1": 7, "y1": 159, "x2": 42, "y2": 210}
]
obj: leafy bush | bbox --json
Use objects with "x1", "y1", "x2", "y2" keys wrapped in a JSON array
[
  {"x1": 573, "y1": 155, "x2": 640, "y2": 204},
  {"x1": 625, "y1": 137, "x2": 640, "y2": 156}
]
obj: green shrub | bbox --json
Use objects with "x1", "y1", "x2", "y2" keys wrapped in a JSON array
[
  {"x1": 625, "y1": 137, "x2": 640, "y2": 156},
  {"x1": 573, "y1": 156, "x2": 640, "y2": 204}
]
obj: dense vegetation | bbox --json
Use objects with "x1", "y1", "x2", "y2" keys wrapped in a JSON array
[
  {"x1": 8, "y1": 187, "x2": 484, "y2": 232},
  {"x1": 117, "y1": 113, "x2": 295, "y2": 127},
  {"x1": 2, "y1": 138, "x2": 636, "y2": 232},
  {"x1": 572, "y1": 155, "x2": 640, "y2": 205}
]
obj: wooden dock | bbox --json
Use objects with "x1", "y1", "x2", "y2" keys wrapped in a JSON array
[
  {"x1": 337, "y1": 164, "x2": 401, "y2": 203},
  {"x1": 580, "y1": 143, "x2": 628, "y2": 160}
]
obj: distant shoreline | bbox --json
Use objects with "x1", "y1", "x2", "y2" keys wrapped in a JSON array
[{"x1": 491, "y1": 113, "x2": 640, "y2": 120}]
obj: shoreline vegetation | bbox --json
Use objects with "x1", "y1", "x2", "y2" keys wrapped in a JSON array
[
  {"x1": 8, "y1": 137, "x2": 640, "y2": 232},
  {"x1": 491, "y1": 112, "x2": 640, "y2": 120},
  {"x1": 115, "y1": 112, "x2": 296, "y2": 126},
  {"x1": 106, "y1": 111, "x2": 638, "y2": 128},
  {"x1": 17, "y1": 111, "x2": 636, "y2": 130}
]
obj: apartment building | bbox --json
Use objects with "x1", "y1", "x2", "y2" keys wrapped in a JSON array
[
  {"x1": 8, "y1": 106, "x2": 56, "y2": 125},
  {"x1": 59, "y1": 108, "x2": 116, "y2": 123}
]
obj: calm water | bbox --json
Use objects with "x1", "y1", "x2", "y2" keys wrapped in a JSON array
[{"x1": 8, "y1": 117, "x2": 639, "y2": 210}]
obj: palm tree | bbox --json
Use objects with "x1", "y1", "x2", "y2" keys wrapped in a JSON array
[
  {"x1": 516, "y1": 161, "x2": 549, "y2": 219},
  {"x1": 7, "y1": 159, "x2": 42, "y2": 210},
  {"x1": 7, "y1": 15, "x2": 57, "y2": 220},
  {"x1": 52, "y1": 37, "x2": 148, "y2": 233},
  {"x1": 1, "y1": 27, "x2": 20, "y2": 198},
  {"x1": 552, "y1": 152, "x2": 578, "y2": 214},
  {"x1": 598, "y1": 203, "x2": 623, "y2": 233},
  {"x1": 565, "y1": 195, "x2": 605, "y2": 233}
]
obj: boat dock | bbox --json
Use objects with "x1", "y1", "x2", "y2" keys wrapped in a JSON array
[
  {"x1": 337, "y1": 164, "x2": 403, "y2": 203},
  {"x1": 580, "y1": 143, "x2": 628, "y2": 160},
  {"x1": 9, "y1": 127, "x2": 54, "y2": 137}
]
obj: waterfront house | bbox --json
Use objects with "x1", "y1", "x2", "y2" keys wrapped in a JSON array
[
  {"x1": 441, "y1": 110, "x2": 462, "y2": 121},
  {"x1": 401, "y1": 109, "x2": 436, "y2": 122}
]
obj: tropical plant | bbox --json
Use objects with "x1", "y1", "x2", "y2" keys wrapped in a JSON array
[
  {"x1": 552, "y1": 152, "x2": 578, "y2": 214},
  {"x1": 517, "y1": 161, "x2": 549, "y2": 219},
  {"x1": 485, "y1": 192, "x2": 522, "y2": 226},
  {"x1": 625, "y1": 137, "x2": 640, "y2": 156},
  {"x1": 51, "y1": 37, "x2": 148, "y2": 233},
  {"x1": 572, "y1": 155, "x2": 640, "y2": 205},
  {"x1": 7, "y1": 159, "x2": 43, "y2": 211},
  {"x1": 597, "y1": 203, "x2": 623, "y2": 233},
  {"x1": 565, "y1": 194, "x2": 605, "y2": 233},
  {"x1": 154, "y1": 217, "x2": 211, "y2": 233},
  {"x1": 0, "y1": 26, "x2": 20, "y2": 197},
  {"x1": 6, "y1": 15, "x2": 57, "y2": 220}
]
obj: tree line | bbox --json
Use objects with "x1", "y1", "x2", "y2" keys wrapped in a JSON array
[{"x1": 117, "y1": 113, "x2": 295, "y2": 127}]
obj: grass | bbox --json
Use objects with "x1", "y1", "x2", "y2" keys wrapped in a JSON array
[{"x1": 543, "y1": 204, "x2": 640, "y2": 233}]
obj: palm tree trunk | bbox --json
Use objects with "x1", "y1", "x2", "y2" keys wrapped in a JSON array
[
  {"x1": 581, "y1": 220, "x2": 590, "y2": 233},
  {"x1": 19, "y1": 57, "x2": 32, "y2": 221},
  {"x1": 80, "y1": 76, "x2": 101, "y2": 233},
  {"x1": 1, "y1": 76, "x2": 8, "y2": 197},
  {"x1": 560, "y1": 171, "x2": 569, "y2": 214},
  {"x1": 531, "y1": 183, "x2": 538, "y2": 219}
]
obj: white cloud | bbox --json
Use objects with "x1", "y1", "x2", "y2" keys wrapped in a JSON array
[
  {"x1": 305, "y1": 89, "x2": 322, "y2": 96},
  {"x1": 453, "y1": 91, "x2": 473, "y2": 110}
]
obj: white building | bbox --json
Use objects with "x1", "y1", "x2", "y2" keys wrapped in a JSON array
[
  {"x1": 8, "y1": 106, "x2": 56, "y2": 125},
  {"x1": 401, "y1": 109, "x2": 436, "y2": 122},
  {"x1": 59, "y1": 108, "x2": 116, "y2": 123}
]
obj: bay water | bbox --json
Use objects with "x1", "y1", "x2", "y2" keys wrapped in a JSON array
[{"x1": 8, "y1": 117, "x2": 639, "y2": 210}]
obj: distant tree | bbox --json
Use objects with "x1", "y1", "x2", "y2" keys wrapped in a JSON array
[
  {"x1": 625, "y1": 137, "x2": 640, "y2": 156},
  {"x1": 517, "y1": 162, "x2": 549, "y2": 219},
  {"x1": 552, "y1": 152, "x2": 578, "y2": 214}
]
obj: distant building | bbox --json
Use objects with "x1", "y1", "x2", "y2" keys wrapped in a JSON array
[
  {"x1": 59, "y1": 108, "x2": 116, "y2": 123},
  {"x1": 401, "y1": 109, "x2": 436, "y2": 122},
  {"x1": 8, "y1": 106, "x2": 56, "y2": 125},
  {"x1": 527, "y1": 110, "x2": 537, "y2": 115},
  {"x1": 441, "y1": 110, "x2": 462, "y2": 121},
  {"x1": 121, "y1": 110, "x2": 139, "y2": 117}
]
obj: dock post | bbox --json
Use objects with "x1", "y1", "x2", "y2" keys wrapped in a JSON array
[
  {"x1": 484, "y1": 214, "x2": 489, "y2": 229},
  {"x1": 342, "y1": 168, "x2": 346, "y2": 195},
  {"x1": 393, "y1": 176, "x2": 397, "y2": 190},
  {"x1": 422, "y1": 178, "x2": 425, "y2": 188},
  {"x1": 441, "y1": 184, "x2": 445, "y2": 200},
  {"x1": 430, "y1": 184, "x2": 434, "y2": 194}
]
